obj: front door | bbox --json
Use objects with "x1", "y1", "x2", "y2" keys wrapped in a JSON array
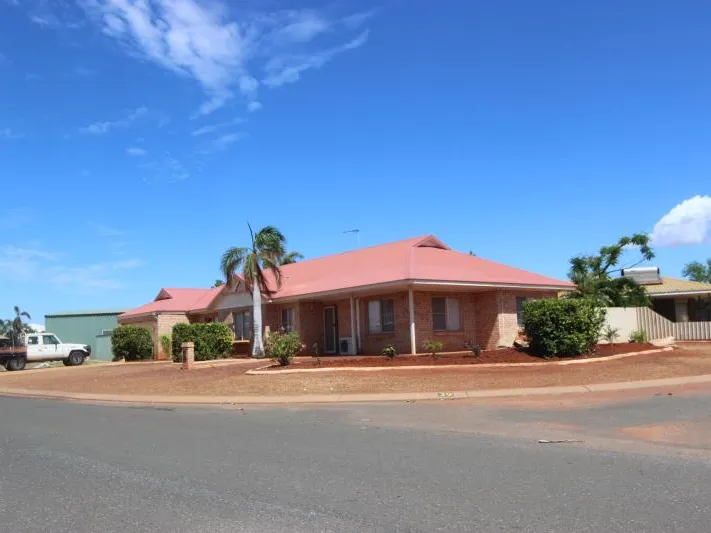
[{"x1": 323, "y1": 306, "x2": 338, "y2": 354}]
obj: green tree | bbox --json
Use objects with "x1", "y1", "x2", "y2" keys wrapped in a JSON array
[
  {"x1": 682, "y1": 259, "x2": 711, "y2": 283},
  {"x1": 212, "y1": 279, "x2": 225, "y2": 288},
  {"x1": 9, "y1": 306, "x2": 31, "y2": 342},
  {"x1": 220, "y1": 224, "x2": 286, "y2": 357},
  {"x1": 568, "y1": 234, "x2": 654, "y2": 307},
  {"x1": 279, "y1": 251, "x2": 304, "y2": 265}
]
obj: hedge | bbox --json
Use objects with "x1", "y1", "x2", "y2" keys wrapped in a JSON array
[
  {"x1": 111, "y1": 325, "x2": 153, "y2": 361},
  {"x1": 522, "y1": 298, "x2": 605, "y2": 358},
  {"x1": 171, "y1": 323, "x2": 233, "y2": 362}
]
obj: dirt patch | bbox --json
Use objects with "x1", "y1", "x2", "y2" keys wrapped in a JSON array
[{"x1": 261, "y1": 343, "x2": 655, "y2": 370}]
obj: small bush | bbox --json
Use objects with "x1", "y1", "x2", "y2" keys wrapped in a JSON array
[
  {"x1": 629, "y1": 329, "x2": 648, "y2": 343},
  {"x1": 265, "y1": 331, "x2": 303, "y2": 366},
  {"x1": 381, "y1": 344, "x2": 397, "y2": 359},
  {"x1": 111, "y1": 325, "x2": 153, "y2": 361},
  {"x1": 602, "y1": 325, "x2": 620, "y2": 344},
  {"x1": 522, "y1": 298, "x2": 605, "y2": 358},
  {"x1": 172, "y1": 323, "x2": 233, "y2": 362},
  {"x1": 422, "y1": 339, "x2": 443, "y2": 357},
  {"x1": 465, "y1": 340, "x2": 482, "y2": 358},
  {"x1": 160, "y1": 335, "x2": 172, "y2": 357}
]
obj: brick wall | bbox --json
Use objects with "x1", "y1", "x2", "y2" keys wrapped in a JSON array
[
  {"x1": 155, "y1": 313, "x2": 190, "y2": 359},
  {"x1": 297, "y1": 301, "x2": 324, "y2": 354}
]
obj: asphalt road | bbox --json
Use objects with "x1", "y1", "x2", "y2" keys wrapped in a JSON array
[{"x1": 1, "y1": 393, "x2": 710, "y2": 533}]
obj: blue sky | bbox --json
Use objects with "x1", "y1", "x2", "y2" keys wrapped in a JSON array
[{"x1": 1, "y1": 0, "x2": 711, "y2": 323}]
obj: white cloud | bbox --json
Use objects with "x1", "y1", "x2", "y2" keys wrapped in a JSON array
[
  {"x1": 197, "y1": 132, "x2": 245, "y2": 154},
  {"x1": 80, "y1": 106, "x2": 148, "y2": 134},
  {"x1": 247, "y1": 101, "x2": 262, "y2": 112},
  {"x1": 78, "y1": 1, "x2": 374, "y2": 114},
  {"x1": 0, "y1": 128, "x2": 24, "y2": 139},
  {"x1": 0, "y1": 243, "x2": 142, "y2": 293},
  {"x1": 650, "y1": 195, "x2": 711, "y2": 246},
  {"x1": 262, "y1": 30, "x2": 369, "y2": 87},
  {"x1": 191, "y1": 117, "x2": 243, "y2": 136},
  {"x1": 126, "y1": 146, "x2": 146, "y2": 156}
]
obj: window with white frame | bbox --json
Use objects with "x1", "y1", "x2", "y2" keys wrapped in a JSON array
[
  {"x1": 233, "y1": 311, "x2": 251, "y2": 340},
  {"x1": 281, "y1": 308, "x2": 295, "y2": 332},
  {"x1": 368, "y1": 299, "x2": 395, "y2": 333},
  {"x1": 432, "y1": 297, "x2": 461, "y2": 331}
]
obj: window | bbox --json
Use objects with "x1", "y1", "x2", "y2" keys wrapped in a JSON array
[
  {"x1": 515, "y1": 297, "x2": 527, "y2": 328},
  {"x1": 233, "y1": 311, "x2": 251, "y2": 340},
  {"x1": 368, "y1": 299, "x2": 395, "y2": 333},
  {"x1": 42, "y1": 335, "x2": 59, "y2": 345},
  {"x1": 27, "y1": 336, "x2": 39, "y2": 345},
  {"x1": 281, "y1": 308, "x2": 295, "y2": 332},
  {"x1": 432, "y1": 297, "x2": 461, "y2": 331}
]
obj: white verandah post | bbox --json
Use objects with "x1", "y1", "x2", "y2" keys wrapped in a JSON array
[
  {"x1": 349, "y1": 295, "x2": 357, "y2": 355},
  {"x1": 408, "y1": 287, "x2": 416, "y2": 355}
]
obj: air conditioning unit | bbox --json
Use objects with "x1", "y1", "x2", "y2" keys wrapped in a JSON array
[{"x1": 339, "y1": 337, "x2": 354, "y2": 355}]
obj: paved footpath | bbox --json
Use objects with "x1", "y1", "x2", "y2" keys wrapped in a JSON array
[{"x1": 2, "y1": 387, "x2": 711, "y2": 532}]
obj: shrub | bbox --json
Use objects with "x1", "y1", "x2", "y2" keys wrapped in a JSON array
[
  {"x1": 602, "y1": 325, "x2": 619, "y2": 344},
  {"x1": 171, "y1": 323, "x2": 233, "y2": 362},
  {"x1": 422, "y1": 339, "x2": 443, "y2": 357},
  {"x1": 381, "y1": 344, "x2": 397, "y2": 359},
  {"x1": 111, "y1": 325, "x2": 153, "y2": 361},
  {"x1": 160, "y1": 335, "x2": 172, "y2": 357},
  {"x1": 522, "y1": 298, "x2": 605, "y2": 358},
  {"x1": 465, "y1": 340, "x2": 482, "y2": 358},
  {"x1": 265, "y1": 331, "x2": 303, "y2": 366},
  {"x1": 629, "y1": 329, "x2": 648, "y2": 343}
]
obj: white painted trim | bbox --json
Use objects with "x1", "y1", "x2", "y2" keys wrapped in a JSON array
[
  {"x1": 408, "y1": 288, "x2": 416, "y2": 355},
  {"x1": 268, "y1": 279, "x2": 570, "y2": 303},
  {"x1": 650, "y1": 291, "x2": 711, "y2": 298}
]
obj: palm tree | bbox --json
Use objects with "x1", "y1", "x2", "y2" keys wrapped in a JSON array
[
  {"x1": 279, "y1": 251, "x2": 304, "y2": 265},
  {"x1": 9, "y1": 306, "x2": 30, "y2": 343},
  {"x1": 0, "y1": 319, "x2": 11, "y2": 337},
  {"x1": 220, "y1": 225, "x2": 286, "y2": 357}
]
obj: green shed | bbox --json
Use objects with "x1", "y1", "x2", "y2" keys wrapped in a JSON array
[{"x1": 44, "y1": 309, "x2": 128, "y2": 361}]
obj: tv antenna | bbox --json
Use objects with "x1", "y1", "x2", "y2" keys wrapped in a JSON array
[{"x1": 343, "y1": 229, "x2": 361, "y2": 245}]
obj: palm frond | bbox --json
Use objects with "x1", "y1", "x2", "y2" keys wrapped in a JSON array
[
  {"x1": 220, "y1": 247, "x2": 248, "y2": 288},
  {"x1": 280, "y1": 251, "x2": 304, "y2": 265}
]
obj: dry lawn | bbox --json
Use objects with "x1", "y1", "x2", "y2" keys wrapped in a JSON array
[{"x1": 0, "y1": 345, "x2": 710, "y2": 397}]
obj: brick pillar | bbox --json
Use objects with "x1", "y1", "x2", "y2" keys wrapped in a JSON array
[{"x1": 181, "y1": 342, "x2": 195, "y2": 370}]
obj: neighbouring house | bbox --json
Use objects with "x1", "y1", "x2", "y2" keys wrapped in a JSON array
[
  {"x1": 621, "y1": 267, "x2": 711, "y2": 322},
  {"x1": 45, "y1": 308, "x2": 128, "y2": 361},
  {"x1": 120, "y1": 235, "x2": 572, "y2": 357}
]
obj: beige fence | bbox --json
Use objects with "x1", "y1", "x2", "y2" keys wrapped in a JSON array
[{"x1": 636, "y1": 307, "x2": 711, "y2": 341}]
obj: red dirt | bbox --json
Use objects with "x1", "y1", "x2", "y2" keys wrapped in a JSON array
[{"x1": 263, "y1": 343, "x2": 655, "y2": 370}]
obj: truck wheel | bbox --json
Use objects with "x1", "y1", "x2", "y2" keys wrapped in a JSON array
[
  {"x1": 67, "y1": 351, "x2": 85, "y2": 366},
  {"x1": 6, "y1": 356, "x2": 27, "y2": 371}
]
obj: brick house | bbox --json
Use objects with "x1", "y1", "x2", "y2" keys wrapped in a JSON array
[{"x1": 120, "y1": 235, "x2": 572, "y2": 357}]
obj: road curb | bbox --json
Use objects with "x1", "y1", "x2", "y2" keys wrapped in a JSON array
[
  {"x1": 245, "y1": 347, "x2": 674, "y2": 375},
  {"x1": 2, "y1": 371, "x2": 711, "y2": 406}
]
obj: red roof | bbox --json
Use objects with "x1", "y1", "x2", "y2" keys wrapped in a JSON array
[
  {"x1": 120, "y1": 287, "x2": 223, "y2": 319},
  {"x1": 264, "y1": 235, "x2": 572, "y2": 299},
  {"x1": 122, "y1": 235, "x2": 572, "y2": 317}
]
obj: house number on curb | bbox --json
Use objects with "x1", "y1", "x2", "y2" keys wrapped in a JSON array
[{"x1": 437, "y1": 392, "x2": 455, "y2": 399}]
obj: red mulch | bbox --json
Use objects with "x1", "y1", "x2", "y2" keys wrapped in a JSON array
[{"x1": 264, "y1": 343, "x2": 656, "y2": 370}]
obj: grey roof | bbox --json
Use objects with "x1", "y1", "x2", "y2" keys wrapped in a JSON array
[{"x1": 45, "y1": 308, "x2": 129, "y2": 318}]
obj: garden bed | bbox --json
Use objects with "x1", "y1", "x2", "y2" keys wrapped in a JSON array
[{"x1": 261, "y1": 343, "x2": 656, "y2": 370}]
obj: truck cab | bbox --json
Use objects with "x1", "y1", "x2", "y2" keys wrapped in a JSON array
[{"x1": 25, "y1": 333, "x2": 91, "y2": 365}]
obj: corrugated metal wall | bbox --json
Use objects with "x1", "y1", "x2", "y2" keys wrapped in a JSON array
[
  {"x1": 636, "y1": 307, "x2": 711, "y2": 341},
  {"x1": 44, "y1": 313, "x2": 122, "y2": 360}
]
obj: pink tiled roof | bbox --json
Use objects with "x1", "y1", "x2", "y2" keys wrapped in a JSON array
[
  {"x1": 264, "y1": 235, "x2": 573, "y2": 299},
  {"x1": 121, "y1": 287, "x2": 223, "y2": 318}
]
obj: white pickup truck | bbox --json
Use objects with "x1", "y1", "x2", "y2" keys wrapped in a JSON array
[{"x1": 0, "y1": 333, "x2": 91, "y2": 371}]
